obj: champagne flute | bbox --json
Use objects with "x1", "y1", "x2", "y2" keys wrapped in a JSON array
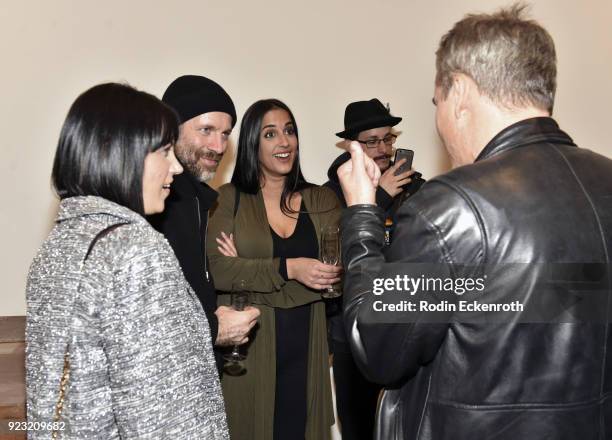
[
  {"x1": 320, "y1": 226, "x2": 341, "y2": 298},
  {"x1": 223, "y1": 280, "x2": 251, "y2": 375}
]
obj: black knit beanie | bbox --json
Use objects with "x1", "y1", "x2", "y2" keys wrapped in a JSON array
[{"x1": 162, "y1": 75, "x2": 237, "y2": 127}]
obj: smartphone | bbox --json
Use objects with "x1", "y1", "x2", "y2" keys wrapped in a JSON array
[{"x1": 393, "y1": 148, "x2": 414, "y2": 176}]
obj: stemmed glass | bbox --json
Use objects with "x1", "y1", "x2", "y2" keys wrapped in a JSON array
[
  {"x1": 320, "y1": 225, "x2": 341, "y2": 299},
  {"x1": 223, "y1": 280, "x2": 251, "y2": 375}
]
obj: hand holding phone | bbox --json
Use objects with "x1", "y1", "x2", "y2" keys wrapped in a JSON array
[{"x1": 393, "y1": 148, "x2": 414, "y2": 176}]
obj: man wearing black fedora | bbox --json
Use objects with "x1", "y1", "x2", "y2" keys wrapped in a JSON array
[
  {"x1": 325, "y1": 99, "x2": 425, "y2": 221},
  {"x1": 323, "y1": 98, "x2": 425, "y2": 440}
]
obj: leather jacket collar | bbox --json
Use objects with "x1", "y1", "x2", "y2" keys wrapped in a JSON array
[{"x1": 476, "y1": 117, "x2": 576, "y2": 162}]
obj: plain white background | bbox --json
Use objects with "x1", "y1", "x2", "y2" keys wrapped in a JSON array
[{"x1": 2, "y1": 0, "x2": 612, "y2": 316}]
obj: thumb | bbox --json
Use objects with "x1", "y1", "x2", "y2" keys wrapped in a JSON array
[{"x1": 348, "y1": 141, "x2": 366, "y2": 171}]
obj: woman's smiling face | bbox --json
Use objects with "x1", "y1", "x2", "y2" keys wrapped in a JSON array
[
  {"x1": 142, "y1": 144, "x2": 183, "y2": 214},
  {"x1": 258, "y1": 108, "x2": 298, "y2": 181}
]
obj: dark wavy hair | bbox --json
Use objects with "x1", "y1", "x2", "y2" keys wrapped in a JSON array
[
  {"x1": 231, "y1": 99, "x2": 311, "y2": 215},
  {"x1": 52, "y1": 83, "x2": 179, "y2": 215}
]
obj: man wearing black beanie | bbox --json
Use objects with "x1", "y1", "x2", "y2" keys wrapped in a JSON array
[{"x1": 150, "y1": 75, "x2": 260, "y2": 374}]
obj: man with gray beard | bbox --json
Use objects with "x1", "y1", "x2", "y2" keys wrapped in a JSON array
[{"x1": 150, "y1": 75, "x2": 259, "y2": 374}]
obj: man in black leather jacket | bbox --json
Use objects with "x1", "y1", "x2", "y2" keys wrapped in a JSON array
[{"x1": 337, "y1": 5, "x2": 612, "y2": 439}]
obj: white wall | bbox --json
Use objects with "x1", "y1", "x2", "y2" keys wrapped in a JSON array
[{"x1": 2, "y1": 0, "x2": 612, "y2": 316}]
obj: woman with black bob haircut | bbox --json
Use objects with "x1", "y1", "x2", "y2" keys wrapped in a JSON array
[
  {"x1": 207, "y1": 98, "x2": 341, "y2": 440},
  {"x1": 52, "y1": 83, "x2": 176, "y2": 215},
  {"x1": 27, "y1": 83, "x2": 229, "y2": 439}
]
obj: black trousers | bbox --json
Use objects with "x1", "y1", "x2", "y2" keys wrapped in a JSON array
[{"x1": 333, "y1": 349, "x2": 381, "y2": 440}]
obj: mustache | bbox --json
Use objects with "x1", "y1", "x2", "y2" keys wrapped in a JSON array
[
  {"x1": 196, "y1": 149, "x2": 223, "y2": 162},
  {"x1": 373, "y1": 154, "x2": 392, "y2": 161}
]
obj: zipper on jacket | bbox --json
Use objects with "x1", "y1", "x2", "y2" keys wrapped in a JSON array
[
  {"x1": 194, "y1": 196, "x2": 210, "y2": 282},
  {"x1": 204, "y1": 211, "x2": 210, "y2": 282}
]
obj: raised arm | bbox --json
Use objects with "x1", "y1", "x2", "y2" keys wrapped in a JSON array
[{"x1": 338, "y1": 143, "x2": 482, "y2": 385}]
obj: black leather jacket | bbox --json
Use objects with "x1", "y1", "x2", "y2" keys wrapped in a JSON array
[
  {"x1": 341, "y1": 118, "x2": 612, "y2": 439},
  {"x1": 324, "y1": 151, "x2": 426, "y2": 351}
]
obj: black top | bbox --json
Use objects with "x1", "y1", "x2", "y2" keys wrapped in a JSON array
[
  {"x1": 148, "y1": 172, "x2": 223, "y2": 373},
  {"x1": 270, "y1": 202, "x2": 318, "y2": 440}
]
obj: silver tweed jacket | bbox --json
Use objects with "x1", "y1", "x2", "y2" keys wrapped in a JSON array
[{"x1": 26, "y1": 196, "x2": 229, "y2": 439}]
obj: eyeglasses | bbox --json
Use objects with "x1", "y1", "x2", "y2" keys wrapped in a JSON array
[{"x1": 356, "y1": 134, "x2": 397, "y2": 149}]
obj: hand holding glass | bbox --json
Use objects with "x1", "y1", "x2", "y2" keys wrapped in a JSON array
[
  {"x1": 223, "y1": 280, "x2": 251, "y2": 374},
  {"x1": 320, "y1": 226, "x2": 341, "y2": 298}
]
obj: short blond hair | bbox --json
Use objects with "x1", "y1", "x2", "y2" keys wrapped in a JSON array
[{"x1": 436, "y1": 3, "x2": 556, "y2": 113}]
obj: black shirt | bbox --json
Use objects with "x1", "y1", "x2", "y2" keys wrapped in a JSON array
[{"x1": 270, "y1": 203, "x2": 318, "y2": 440}]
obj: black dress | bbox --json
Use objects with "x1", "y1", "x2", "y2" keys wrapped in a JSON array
[{"x1": 270, "y1": 203, "x2": 318, "y2": 440}]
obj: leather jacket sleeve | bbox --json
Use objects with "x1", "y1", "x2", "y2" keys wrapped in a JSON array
[{"x1": 341, "y1": 181, "x2": 484, "y2": 386}]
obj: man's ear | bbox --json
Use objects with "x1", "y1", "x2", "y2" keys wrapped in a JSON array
[{"x1": 450, "y1": 74, "x2": 473, "y2": 121}]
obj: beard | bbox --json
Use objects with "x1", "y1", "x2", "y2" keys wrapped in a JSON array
[{"x1": 176, "y1": 142, "x2": 223, "y2": 182}]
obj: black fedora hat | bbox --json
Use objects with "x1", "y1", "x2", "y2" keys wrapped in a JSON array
[{"x1": 335, "y1": 98, "x2": 402, "y2": 138}]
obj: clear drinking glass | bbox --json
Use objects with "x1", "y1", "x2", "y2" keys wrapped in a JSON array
[
  {"x1": 320, "y1": 225, "x2": 341, "y2": 299},
  {"x1": 223, "y1": 280, "x2": 251, "y2": 375}
]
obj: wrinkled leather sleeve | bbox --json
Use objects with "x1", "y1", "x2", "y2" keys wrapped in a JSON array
[{"x1": 341, "y1": 181, "x2": 484, "y2": 386}]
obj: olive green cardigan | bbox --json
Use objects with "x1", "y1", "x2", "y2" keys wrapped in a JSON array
[{"x1": 207, "y1": 183, "x2": 341, "y2": 440}]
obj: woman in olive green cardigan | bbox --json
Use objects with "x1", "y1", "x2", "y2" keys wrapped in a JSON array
[{"x1": 207, "y1": 99, "x2": 341, "y2": 440}]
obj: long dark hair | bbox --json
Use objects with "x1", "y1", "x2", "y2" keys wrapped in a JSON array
[
  {"x1": 231, "y1": 99, "x2": 311, "y2": 215},
  {"x1": 52, "y1": 83, "x2": 179, "y2": 215}
]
